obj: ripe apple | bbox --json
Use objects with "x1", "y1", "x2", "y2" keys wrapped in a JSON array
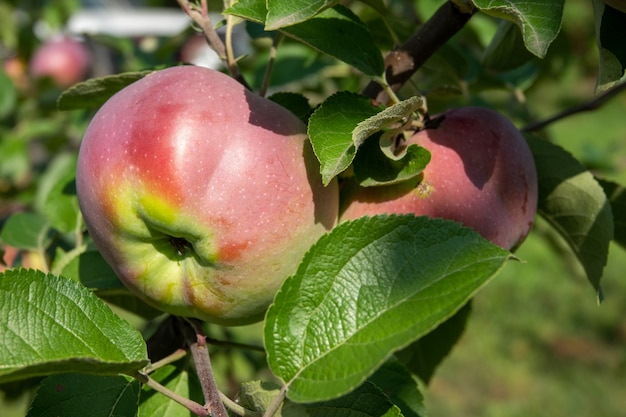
[
  {"x1": 340, "y1": 106, "x2": 538, "y2": 250},
  {"x1": 30, "y1": 37, "x2": 90, "y2": 88},
  {"x1": 76, "y1": 66, "x2": 338, "y2": 325}
]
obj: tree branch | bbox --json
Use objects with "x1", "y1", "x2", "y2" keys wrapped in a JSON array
[
  {"x1": 521, "y1": 82, "x2": 626, "y2": 132},
  {"x1": 176, "y1": 0, "x2": 251, "y2": 89},
  {"x1": 183, "y1": 318, "x2": 230, "y2": 417},
  {"x1": 362, "y1": 1, "x2": 475, "y2": 105}
]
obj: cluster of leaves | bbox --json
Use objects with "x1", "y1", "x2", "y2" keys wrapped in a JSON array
[{"x1": 2, "y1": 0, "x2": 626, "y2": 416}]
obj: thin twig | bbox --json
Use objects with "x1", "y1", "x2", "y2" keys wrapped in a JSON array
[
  {"x1": 361, "y1": 1, "x2": 475, "y2": 105},
  {"x1": 176, "y1": 0, "x2": 251, "y2": 89},
  {"x1": 259, "y1": 33, "x2": 283, "y2": 97},
  {"x1": 183, "y1": 319, "x2": 230, "y2": 417},
  {"x1": 262, "y1": 383, "x2": 288, "y2": 417},
  {"x1": 144, "y1": 348, "x2": 188, "y2": 374},
  {"x1": 133, "y1": 371, "x2": 210, "y2": 416},
  {"x1": 521, "y1": 82, "x2": 626, "y2": 132}
]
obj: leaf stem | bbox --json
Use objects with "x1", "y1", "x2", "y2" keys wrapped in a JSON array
[
  {"x1": 183, "y1": 318, "x2": 229, "y2": 417},
  {"x1": 262, "y1": 383, "x2": 287, "y2": 417},
  {"x1": 132, "y1": 371, "x2": 210, "y2": 416},
  {"x1": 259, "y1": 33, "x2": 283, "y2": 97},
  {"x1": 144, "y1": 348, "x2": 188, "y2": 374}
]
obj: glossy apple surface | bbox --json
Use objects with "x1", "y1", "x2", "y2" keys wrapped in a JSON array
[
  {"x1": 76, "y1": 66, "x2": 338, "y2": 325},
  {"x1": 340, "y1": 106, "x2": 538, "y2": 250},
  {"x1": 30, "y1": 37, "x2": 90, "y2": 87}
]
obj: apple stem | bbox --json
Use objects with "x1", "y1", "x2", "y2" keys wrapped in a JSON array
[
  {"x1": 262, "y1": 383, "x2": 288, "y2": 417},
  {"x1": 183, "y1": 318, "x2": 230, "y2": 417}
]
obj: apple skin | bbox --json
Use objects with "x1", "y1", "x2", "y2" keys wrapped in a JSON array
[
  {"x1": 76, "y1": 66, "x2": 338, "y2": 325},
  {"x1": 340, "y1": 107, "x2": 538, "y2": 250},
  {"x1": 30, "y1": 37, "x2": 90, "y2": 88}
]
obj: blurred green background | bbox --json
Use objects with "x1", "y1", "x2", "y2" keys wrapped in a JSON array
[{"x1": 1, "y1": 0, "x2": 625, "y2": 416}]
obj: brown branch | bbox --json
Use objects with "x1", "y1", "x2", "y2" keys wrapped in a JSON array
[
  {"x1": 176, "y1": 0, "x2": 251, "y2": 89},
  {"x1": 183, "y1": 318, "x2": 230, "y2": 417},
  {"x1": 521, "y1": 82, "x2": 626, "y2": 132},
  {"x1": 362, "y1": 1, "x2": 475, "y2": 105}
]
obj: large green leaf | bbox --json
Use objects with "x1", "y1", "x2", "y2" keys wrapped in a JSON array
[
  {"x1": 280, "y1": 5, "x2": 384, "y2": 77},
  {"x1": 227, "y1": 3, "x2": 384, "y2": 76},
  {"x1": 265, "y1": 215, "x2": 511, "y2": 403},
  {"x1": 527, "y1": 137, "x2": 614, "y2": 300},
  {"x1": 27, "y1": 374, "x2": 140, "y2": 417},
  {"x1": 597, "y1": 178, "x2": 626, "y2": 250},
  {"x1": 473, "y1": 0, "x2": 564, "y2": 58},
  {"x1": 368, "y1": 358, "x2": 426, "y2": 417},
  {"x1": 266, "y1": 0, "x2": 339, "y2": 29},
  {"x1": 0, "y1": 269, "x2": 148, "y2": 383},
  {"x1": 395, "y1": 302, "x2": 472, "y2": 384},
  {"x1": 592, "y1": 0, "x2": 626, "y2": 93}
]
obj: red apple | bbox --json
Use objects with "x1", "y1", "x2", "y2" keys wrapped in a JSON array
[
  {"x1": 30, "y1": 37, "x2": 90, "y2": 88},
  {"x1": 76, "y1": 66, "x2": 338, "y2": 325},
  {"x1": 340, "y1": 106, "x2": 538, "y2": 250}
]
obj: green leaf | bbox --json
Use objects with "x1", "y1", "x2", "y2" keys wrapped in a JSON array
[
  {"x1": 368, "y1": 358, "x2": 426, "y2": 417},
  {"x1": 482, "y1": 19, "x2": 534, "y2": 71},
  {"x1": 592, "y1": 0, "x2": 626, "y2": 93},
  {"x1": 57, "y1": 70, "x2": 153, "y2": 111},
  {"x1": 395, "y1": 302, "x2": 472, "y2": 384},
  {"x1": 280, "y1": 5, "x2": 384, "y2": 76},
  {"x1": 527, "y1": 137, "x2": 613, "y2": 300},
  {"x1": 43, "y1": 173, "x2": 80, "y2": 234},
  {"x1": 269, "y1": 92, "x2": 313, "y2": 124},
  {"x1": 0, "y1": 68, "x2": 17, "y2": 118},
  {"x1": 266, "y1": 0, "x2": 339, "y2": 29},
  {"x1": 353, "y1": 95, "x2": 424, "y2": 147},
  {"x1": 473, "y1": 0, "x2": 564, "y2": 58},
  {"x1": 238, "y1": 380, "x2": 402, "y2": 416},
  {"x1": 59, "y1": 250, "x2": 124, "y2": 291},
  {"x1": 0, "y1": 269, "x2": 148, "y2": 383},
  {"x1": 597, "y1": 178, "x2": 626, "y2": 250},
  {"x1": 265, "y1": 215, "x2": 511, "y2": 402},
  {"x1": 353, "y1": 136, "x2": 430, "y2": 187},
  {"x1": 308, "y1": 92, "x2": 382, "y2": 185},
  {"x1": 225, "y1": 0, "x2": 267, "y2": 23},
  {"x1": 0, "y1": 212, "x2": 51, "y2": 251},
  {"x1": 27, "y1": 374, "x2": 140, "y2": 417},
  {"x1": 140, "y1": 364, "x2": 203, "y2": 416}
]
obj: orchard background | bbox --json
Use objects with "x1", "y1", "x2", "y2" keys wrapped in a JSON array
[{"x1": 1, "y1": 0, "x2": 626, "y2": 417}]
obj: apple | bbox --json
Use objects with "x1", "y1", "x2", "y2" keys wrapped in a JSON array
[
  {"x1": 76, "y1": 66, "x2": 338, "y2": 325},
  {"x1": 30, "y1": 37, "x2": 90, "y2": 88},
  {"x1": 340, "y1": 106, "x2": 538, "y2": 250}
]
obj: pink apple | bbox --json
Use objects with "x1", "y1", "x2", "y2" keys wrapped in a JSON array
[
  {"x1": 76, "y1": 66, "x2": 338, "y2": 325},
  {"x1": 30, "y1": 37, "x2": 90, "y2": 88},
  {"x1": 340, "y1": 106, "x2": 538, "y2": 250}
]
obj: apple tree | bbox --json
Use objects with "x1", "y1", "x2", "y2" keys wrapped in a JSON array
[{"x1": 1, "y1": 0, "x2": 625, "y2": 416}]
